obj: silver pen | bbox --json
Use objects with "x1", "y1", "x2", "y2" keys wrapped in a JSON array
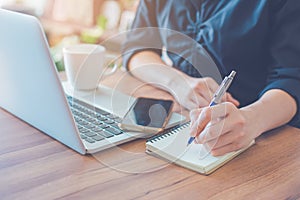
[
  {"x1": 187, "y1": 70, "x2": 236, "y2": 146},
  {"x1": 209, "y1": 70, "x2": 236, "y2": 106}
]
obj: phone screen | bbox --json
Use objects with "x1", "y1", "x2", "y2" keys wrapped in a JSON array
[{"x1": 122, "y1": 97, "x2": 174, "y2": 129}]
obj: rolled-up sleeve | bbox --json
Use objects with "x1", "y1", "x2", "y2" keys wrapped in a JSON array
[
  {"x1": 122, "y1": 0, "x2": 162, "y2": 70},
  {"x1": 260, "y1": 0, "x2": 300, "y2": 127}
]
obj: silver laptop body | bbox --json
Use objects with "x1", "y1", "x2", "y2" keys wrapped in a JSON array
[{"x1": 0, "y1": 9, "x2": 184, "y2": 154}]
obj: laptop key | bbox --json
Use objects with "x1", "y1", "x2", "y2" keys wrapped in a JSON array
[
  {"x1": 80, "y1": 134, "x2": 87, "y2": 139},
  {"x1": 84, "y1": 116, "x2": 92, "y2": 121},
  {"x1": 79, "y1": 128, "x2": 89, "y2": 133},
  {"x1": 86, "y1": 117, "x2": 97, "y2": 123},
  {"x1": 92, "y1": 135, "x2": 105, "y2": 141},
  {"x1": 97, "y1": 116, "x2": 107, "y2": 121},
  {"x1": 105, "y1": 119, "x2": 115, "y2": 124},
  {"x1": 84, "y1": 131, "x2": 97, "y2": 137},
  {"x1": 84, "y1": 138, "x2": 95, "y2": 143},
  {"x1": 77, "y1": 125, "x2": 85, "y2": 130},
  {"x1": 85, "y1": 123, "x2": 95, "y2": 129},
  {"x1": 73, "y1": 104, "x2": 80, "y2": 110},
  {"x1": 110, "y1": 122, "x2": 120, "y2": 129},
  {"x1": 78, "y1": 120, "x2": 89, "y2": 126},
  {"x1": 93, "y1": 121, "x2": 103, "y2": 126},
  {"x1": 98, "y1": 130, "x2": 114, "y2": 138},
  {"x1": 74, "y1": 117, "x2": 82, "y2": 123},
  {"x1": 84, "y1": 110, "x2": 95, "y2": 117},
  {"x1": 106, "y1": 127, "x2": 123, "y2": 135},
  {"x1": 75, "y1": 105, "x2": 85, "y2": 112},
  {"x1": 107, "y1": 114, "x2": 118, "y2": 119},
  {"x1": 92, "y1": 127, "x2": 103, "y2": 132},
  {"x1": 77, "y1": 112, "x2": 85, "y2": 118},
  {"x1": 100, "y1": 124, "x2": 109, "y2": 129},
  {"x1": 114, "y1": 117, "x2": 122, "y2": 123}
]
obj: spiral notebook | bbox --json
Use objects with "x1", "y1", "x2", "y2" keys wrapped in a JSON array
[{"x1": 146, "y1": 122, "x2": 255, "y2": 175}]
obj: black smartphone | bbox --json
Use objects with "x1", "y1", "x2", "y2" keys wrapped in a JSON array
[{"x1": 119, "y1": 97, "x2": 174, "y2": 134}]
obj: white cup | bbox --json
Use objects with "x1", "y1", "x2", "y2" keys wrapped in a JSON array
[{"x1": 63, "y1": 44, "x2": 118, "y2": 90}]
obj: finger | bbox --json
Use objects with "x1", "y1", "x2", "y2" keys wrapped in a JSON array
[
  {"x1": 210, "y1": 140, "x2": 250, "y2": 156},
  {"x1": 194, "y1": 138, "x2": 199, "y2": 144},
  {"x1": 190, "y1": 108, "x2": 202, "y2": 127},
  {"x1": 194, "y1": 77, "x2": 218, "y2": 103},
  {"x1": 190, "y1": 104, "x2": 227, "y2": 139},
  {"x1": 197, "y1": 119, "x2": 226, "y2": 144},
  {"x1": 198, "y1": 91, "x2": 214, "y2": 105},
  {"x1": 203, "y1": 77, "x2": 240, "y2": 107},
  {"x1": 205, "y1": 77, "x2": 219, "y2": 93},
  {"x1": 184, "y1": 100, "x2": 199, "y2": 111},
  {"x1": 226, "y1": 93, "x2": 240, "y2": 107},
  {"x1": 194, "y1": 138, "x2": 214, "y2": 156},
  {"x1": 191, "y1": 102, "x2": 239, "y2": 142},
  {"x1": 190, "y1": 107, "x2": 211, "y2": 137},
  {"x1": 211, "y1": 143, "x2": 237, "y2": 156},
  {"x1": 196, "y1": 102, "x2": 242, "y2": 143},
  {"x1": 205, "y1": 128, "x2": 241, "y2": 151},
  {"x1": 190, "y1": 92, "x2": 209, "y2": 107}
]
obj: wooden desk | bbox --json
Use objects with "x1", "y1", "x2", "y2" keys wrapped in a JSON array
[{"x1": 1, "y1": 70, "x2": 300, "y2": 199}]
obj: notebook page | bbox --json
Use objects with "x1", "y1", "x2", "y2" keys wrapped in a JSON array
[{"x1": 147, "y1": 125, "x2": 224, "y2": 169}]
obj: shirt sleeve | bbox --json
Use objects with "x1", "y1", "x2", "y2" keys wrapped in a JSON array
[
  {"x1": 260, "y1": 0, "x2": 300, "y2": 128},
  {"x1": 121, "y1": 0, "x2": 163, "y2": 70}
]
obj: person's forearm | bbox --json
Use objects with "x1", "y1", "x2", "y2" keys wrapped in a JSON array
[
  {"x1": 241, "y1": 89, "x2": 297, "y2": 137},
  {"x1": 128, "y1": 51, "x2": 189, "y2": 93}
]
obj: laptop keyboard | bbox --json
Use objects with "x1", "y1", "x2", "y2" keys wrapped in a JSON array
[{"x1": 67, "y1": 96, "x2": 124, "y2": 144}]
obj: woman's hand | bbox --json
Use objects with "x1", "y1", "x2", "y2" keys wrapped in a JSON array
[
  {"x1": 169, "y1": 76, "x2": 239, "y2": 110},
  {"x1": 189, "y1": 102, "x2": 258, "y2": 156},
  {"x1": 128, "y1": 51, "x2": 239, "y2": 110}
]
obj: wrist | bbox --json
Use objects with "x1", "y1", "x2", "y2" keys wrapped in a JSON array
[
  {"x1": 167, "y1": 70, "x2": 190, "y2": 96},
  {"x1": 240, "y1": 104, "x2": 266, "y2": 138},
  {"x1": 241, "y1": 89, "x2": 297, "y2": 137}
]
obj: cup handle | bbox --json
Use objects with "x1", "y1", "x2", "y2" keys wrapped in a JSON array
[{"x1": 103, "y1": 63, "x2": 118, "y2": 77}]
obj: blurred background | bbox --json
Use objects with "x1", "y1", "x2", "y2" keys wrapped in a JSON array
[{"x1": 0, "y1": 0, "x2": 139, "y2": 71}]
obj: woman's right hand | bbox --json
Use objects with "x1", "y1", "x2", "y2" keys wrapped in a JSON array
[{"x1": 169, "y1": 76, "x2": 240, "y2": 110}]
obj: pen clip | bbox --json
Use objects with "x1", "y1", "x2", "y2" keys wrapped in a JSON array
[{"x1": 210, "y1": 71, "x2": 236, "y2": 105}]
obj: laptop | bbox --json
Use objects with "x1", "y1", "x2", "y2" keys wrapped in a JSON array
[{"x1": 0, "y1": 9, "x2": 184, "y2": 154}]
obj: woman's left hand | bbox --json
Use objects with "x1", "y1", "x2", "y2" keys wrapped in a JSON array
[{"x1": 190, "y1": 102, "x2": 259, "y2": 156}]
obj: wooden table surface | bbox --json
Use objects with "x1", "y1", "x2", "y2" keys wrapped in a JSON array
[{"x1": 1, "y1": 70, "x2": 300, "y2": 200}]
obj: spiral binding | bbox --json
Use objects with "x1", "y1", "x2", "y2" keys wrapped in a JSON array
[{"x1": 147, "y1": 121, "x2": 191, "y2": 143}]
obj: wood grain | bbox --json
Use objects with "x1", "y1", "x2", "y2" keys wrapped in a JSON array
[{"x1": 0, "y1": 70, "x2": 300, "y2": 200}]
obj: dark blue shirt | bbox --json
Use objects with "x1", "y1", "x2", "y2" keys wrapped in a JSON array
[{"x1": 122, "y1": 0, "x2": 300, "y2": 128}]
